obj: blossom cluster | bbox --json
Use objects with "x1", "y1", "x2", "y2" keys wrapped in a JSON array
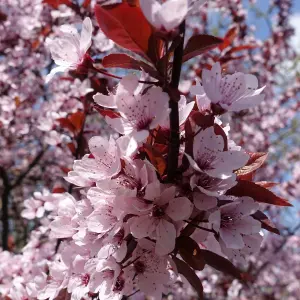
[
  {"x1": 21, "y1": 46, "x2": 265, "y2": 298},
  {"x1": 0, "y1": 0, "x2": 296, "y2": 299}
]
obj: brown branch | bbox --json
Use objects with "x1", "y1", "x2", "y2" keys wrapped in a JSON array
[
  {"x1": 11, "y1": 147, "x2": 48, "y2": 189},
  {"x1": 167, "y1": 21, "x2": 185, "y2": 182},
  {"x1": 0, "y1": 167, "x2": 11, "y2": 250}
]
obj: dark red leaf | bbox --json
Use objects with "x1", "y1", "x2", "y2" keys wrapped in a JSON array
[
  {"x1": 95, "y1": 3, "x2": 152, "y2": 60},
  {"x1": 236, "y1": 152, "x2": 268, "y2": 176},
  {"x1": 183, "y1": 34, "x2": 223, "y2": 62},
  {"x1": 176, "y1": 236, "x2": 205, "y2": 271},
  {"x1": 252, "y1": 211, "x2": 280, "y2": 235},
  {"x1": 173, "y1": 257, "x2": 204, "y2": 299},
  {"x1": 43, "y1": 0, "x2": 72, "y2": 9},
  {"x1": 181, "y1": 213, "x2": 205, "y2": 237},
  {"x1": 0, "y1": 11, "x2": 7, "y2": 22},
  {"x1": 219, "y1": 26, "x2": 238, "y2": 51},
  {"x1": 102, "y1": 53, "x2": 158, "y2": 78},
  {"x1": 143, "y1": 144, "x2": 167, "y2": 177},
  {"x1": 57, "y1": 118, "x2": 76, "y2": 134},
  {"x1": 200, "y1": 249, "x2": 243, "y2": 280},
  {"x1": 94, "y1": 105, "x2": 120, "y2": 119},
  {"x1": 68, "y1": 111, "x2": 85, "y2": 133},
  {"x1": 67, "y1": 143, "x2": 76, "y2": 155},
  {"x1": 255, "y1": 181, "x2": 279, "y2": 188},
  {"x1": 190, "y1": 111, "x2": 215, "y2": 129},
  {"x1": 227, "y1": 180, "x2": 292, "y2": 207},
  {"x1": 52, "y1": 187, "x2": 66, "y2": 193},
  {"x1": 82, "y1": 0, "x2": 91, "y2": 8},
  {"x1": 226, "y1": 44, "x2": 259, "y2": 55}
]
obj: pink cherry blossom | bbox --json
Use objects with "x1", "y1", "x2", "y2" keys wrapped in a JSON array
[
  {"x1": 209, "y1": 197, "x2": 261, "y2": 249},
  {"x1": 128, "y1": 240, "x2": 171, "y2": 299},
  {"x1": 186, "y1": 126, "x2": 249, "y2": 179},
  {"x1": 46, "y1": 17, "x2": 93, "y2": 83},
  {"x1": 94, "y1": 74, "x2": 169, "y2": 142},
  {"x1": 140, "y1": 0, "x2": 188, "y2": 32},
  {"x1": 130, "y1": 184, "x2": 193, "y2": 255},
  {"x1": 195, "y1": 62, "x2": 265, "y2": 112},
  {"x1": 66, "y1": 135, "x2": 121, "y2": 184}
]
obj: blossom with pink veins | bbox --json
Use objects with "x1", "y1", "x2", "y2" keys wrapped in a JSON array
[
  {"x1": 21, "y1": 189, "x2": 65, "y2": 220},
  {"x1": 45, "y1": 17, "x2": 93, "y2": 83},
  {"x1": 140, "y1": 0, "x2": 188, "y2": 32},
  {"x1": 127, "y1": 239, "x2": 171, "y2": 299},
  {"x1": 209, "y1": 197, "x2": 261, "y2": 249},
  {"x1": 130, "y1": 183, "x2": 193, "y2": 255},
  {"x1": 65, "y1": 135, "x2": 121, "y2": 185},
  {"x1": 190, "y1": 79, "x2": 211, "y2": 112},
  {"x1": 186, "y1": 126, "x2": 249, "y2": 179},
  {"x1": 94, "y1": 74, "x2": 169, "y2": 143},
  {"x1": 86, "y1": 187, "x2": 125, "y2": 236},
  {"x1": 193, "y1": 62, "x2": 265, "y2": 112},
  {"x1": 49, "y1": 194, "x2": 92, "y2": 239},
  {"x1": 220, "y1": 232, "x2": 264, "y2": 264},
  {"x1": 85, "y1": 256, "x2": 133, "y2": 299},
  {"x1": 95, "y1": 158, "x2": 157, "y2": 199},
  {"x1": 190, "y1": 170, "x2": 238, "y2": 197}
]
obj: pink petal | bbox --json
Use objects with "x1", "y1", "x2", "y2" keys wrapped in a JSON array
[
  {"x1": 220, "y1": 228, "x2": 244, "y2": 249},
  {"x1": 165, "y1": 197, "x2": 192, "y2": 221},
  {"x1": 130, "y1": 215, "x2": 156, "y2": 239},
  {"x1": 193, "y1": 193, "x2": 217, "y2": 210},
  {"x1": 155, "y1": 219, "x2": 176, "y2": 256}
]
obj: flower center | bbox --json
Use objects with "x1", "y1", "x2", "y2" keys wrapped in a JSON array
[
  {"x1": 113, "y1": 276, "x2": 125, "y2": 292},
  {"x1": 136, "y1": 117, "x2": 153, "y2": 130},
  {"x1": 152, "y1": 204, "x2": 165, "y2": 218},
  {"x1": 221, "y1": 215, "x2": 235, "y2": 228},
  {"x1": 81, "y1": 273, "x2": 90, "y2": 286},
  {"x1": 134, "y1": 261, "x2": 146, "y2": 274}
]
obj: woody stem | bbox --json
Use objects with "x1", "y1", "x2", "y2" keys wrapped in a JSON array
[{"x1": 167, "y1": 21, "x2": 185, "y2": 182}]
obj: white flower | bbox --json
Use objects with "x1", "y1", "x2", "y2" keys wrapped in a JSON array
[
  {"x1": 140, "y1": 0, "x2": 188, "y2": 32},
  {"x1": 209, "y1": 197, "x2": 261, "y2": 249},
  {"x1": 194, "y1": 62, "x2": 265, "y2": 112},
  {"x1": 46, "y1": 17, "x2": 93, "y2": 83}
]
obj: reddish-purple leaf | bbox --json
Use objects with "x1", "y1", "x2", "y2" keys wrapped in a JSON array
[
  {"x1": 95, "y1": 3, "x2": 152, "y2": 60},
  {"x1": 227, "y1": 180, "x2": 292, "y2": 207},
  {"x1": 236, "y1": 152, "x2": 268, "y2": 176},
  {"x1": 176, "y1": 236, "x2": 205, "y2": 271},
  {"x1": 226, "y1": 44, "x2": 259, "y2": 55},
  {"x1": 252, "y1": 211, "x2": 280, "y2": 235},
  {"x1": 200, "y1": 249, "x2": 243, "y2": 280},
  {"x1": 93, "y1": 105, "x2": 120, "y2": 119},
  {"x1": 255, "y1": 181, "x2": 279, "y2": 189},
  {"x1": 102, "y1": 53, "x2": 158, "y2": 78},
  {"x1": 219, "y1": 26, "x2": 238, "y2": 51},
  {"x1": 183, "y1": 34, "x2": 223, "y2": 62},
  {"x1": 173, "y1": 257, "x2": 204, "y2": 299}
]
